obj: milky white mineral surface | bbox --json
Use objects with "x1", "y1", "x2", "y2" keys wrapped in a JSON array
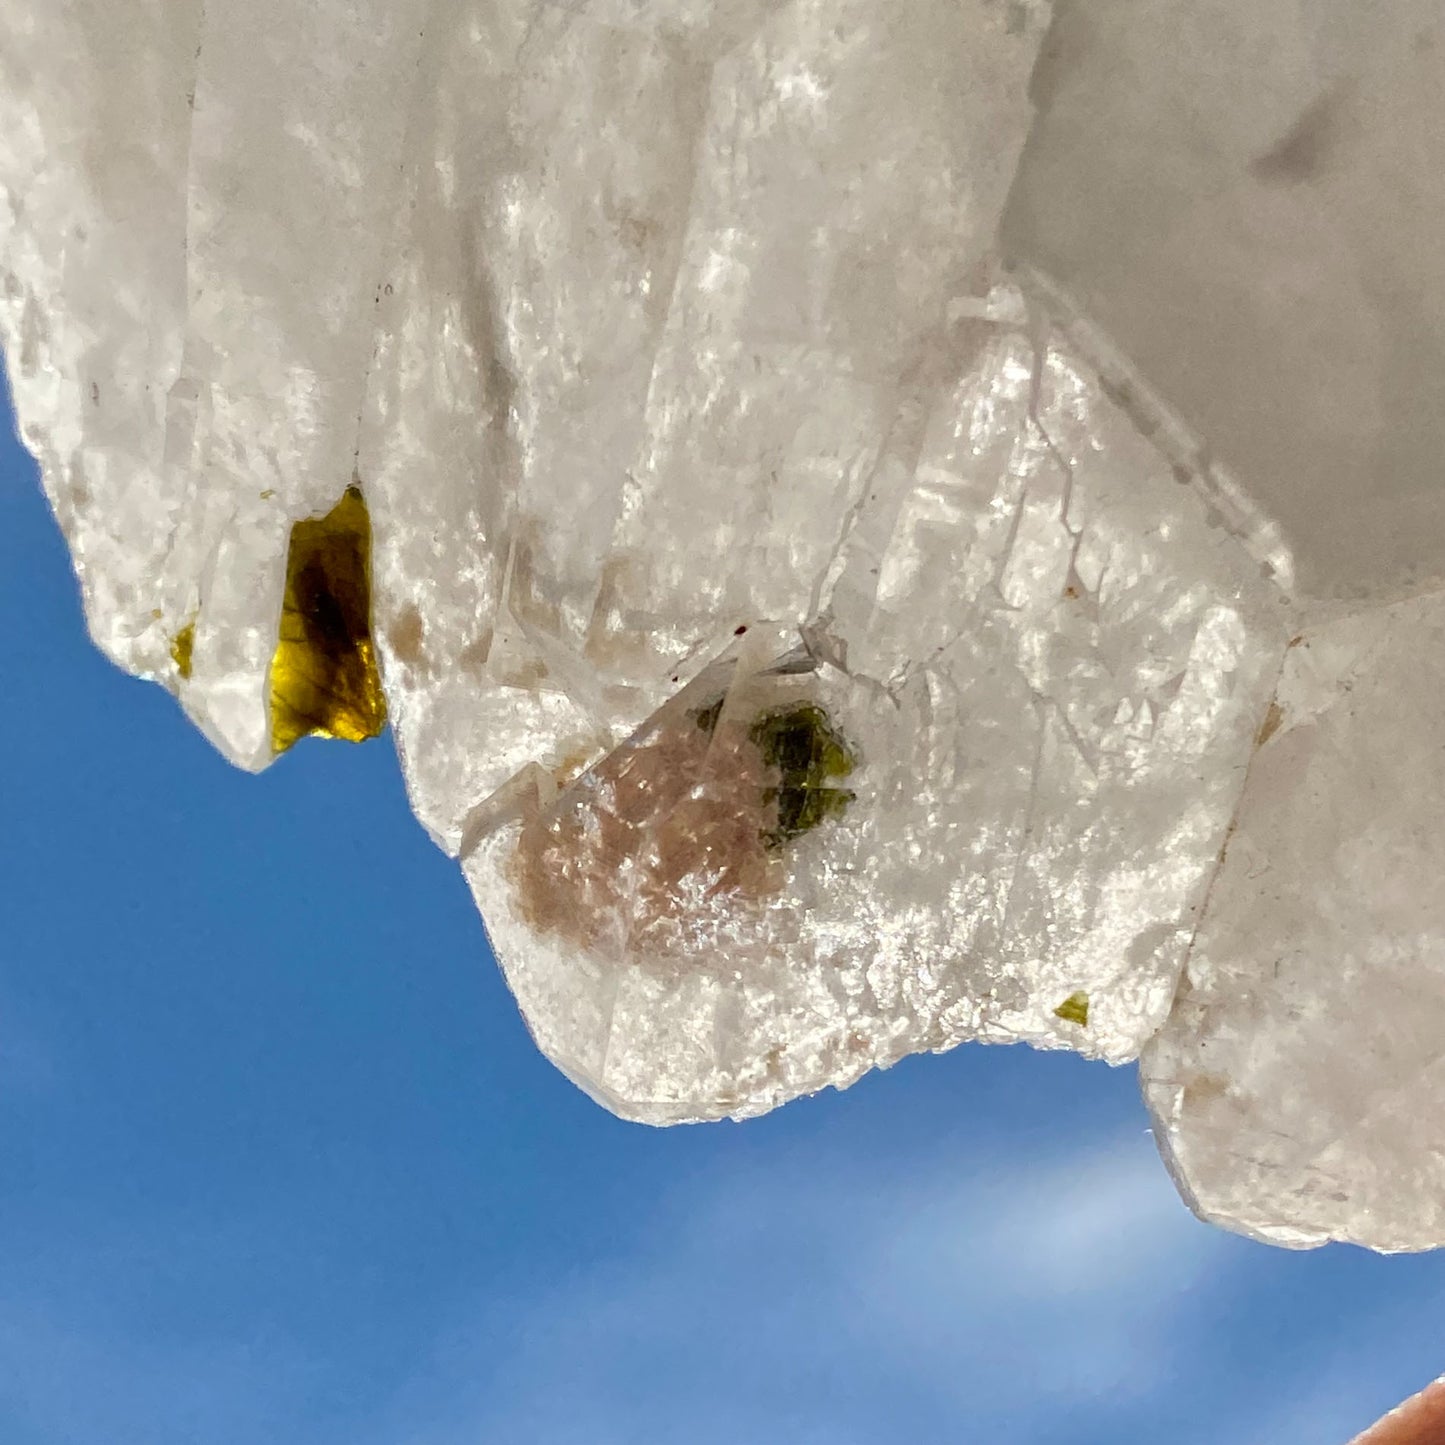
[
  {"x1": 3, "y1": 0, "x2": 1444, "y2": 1248},
  {"x1": 1143, "y1": 596, "x2": 1445, "y2": 1251}
]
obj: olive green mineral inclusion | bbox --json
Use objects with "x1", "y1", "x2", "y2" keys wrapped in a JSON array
[
  {"x1": 1054, "y1": 992, "x2": 1090, "y2": 1028},
  {"x1": 169, "y1": 621, "x2": 195, "y2": 680},
  {"x1": 269, "y1": 485, "x2": 387, "y2": 754},
  {"x1": 696, "y1": 696, "x2": 857, "y2": 847}
]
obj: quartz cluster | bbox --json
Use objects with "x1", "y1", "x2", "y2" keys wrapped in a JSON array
[{"x1": 3, "y1": 0, "x2": 1443, "y2": 1249}]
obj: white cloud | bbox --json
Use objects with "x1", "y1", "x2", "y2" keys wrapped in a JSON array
[{"x1": 379, "y1": 1126, "x2": 1238, "y2": 1445}]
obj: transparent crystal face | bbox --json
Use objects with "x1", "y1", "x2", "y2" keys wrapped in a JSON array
[{"x1": 4, "y1": 0, "x2": 1444, "y2": 1245}]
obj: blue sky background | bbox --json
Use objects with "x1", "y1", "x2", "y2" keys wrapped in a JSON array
[{"x1": 2, "y1": 387, "x2": 1444, "y2": 1445}]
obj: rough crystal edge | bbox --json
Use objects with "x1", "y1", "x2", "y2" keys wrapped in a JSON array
[{"x1": 1012, "y1": 265, "x2": 1298, "y2": 597}]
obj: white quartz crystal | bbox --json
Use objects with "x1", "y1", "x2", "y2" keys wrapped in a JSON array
[
  {"x1": 363, "y1": 0, "x2": 1056, "y2": 851},
  {"x1": 465, "y1": 294, "x2": 1287, "y2": 1120},
  {"x1": 1142, "y1": 595, "x2": 1445, "y2": 1251},
  {"x1": 5, "y1": 0, "x2": 1445, "y2": 1243}
]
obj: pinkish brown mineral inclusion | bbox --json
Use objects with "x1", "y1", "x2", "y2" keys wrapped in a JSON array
[{"x1": 509, "y1": 691, "x2": 856, "y2": 962}]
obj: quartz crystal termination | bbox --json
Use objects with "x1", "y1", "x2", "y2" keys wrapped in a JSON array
[
  {"x1": 8, "y1": 0, "x2": 1445, "y2": 1248},
  {"x1": 0, "y1": 0, "x2": 432, "y2": 764},
  {"x1": 1002, "y1": 0, "x2": 1445, "y2": 1253},
  {"x1": 464, "y1": 296, "x2": 1287, "y2": 1120},
  {"x1": 1142, "y1": 597, "x2": 1445, "y2": 1252}
]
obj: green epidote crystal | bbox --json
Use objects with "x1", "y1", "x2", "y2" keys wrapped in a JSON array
[
  {"x1": 693, "y1": 696, "x2": 724, "y2": 736},
  {"x1": 1054, "y1": 991, "x2": 1090, "y2": 1027},
  {"x1": 269, "y1": 485, "x2": 388, "y2": 754},
  {"x1": 169, "y1": 621, "x2": 195, "y2": 680},
  {"x1": 693, "y1": 695, "x2": 857, "y2": 846},
  {"x1": 749, "y1": 702, "x2": 856, "y2": 847}
]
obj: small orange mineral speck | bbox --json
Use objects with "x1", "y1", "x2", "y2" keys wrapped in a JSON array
[
  {"x1": 388, "y1": 606, "x2": 425, "y2": 668},
  {"x1": 1255, "y1": 700, "x2": 1285, "y2": 747}
]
